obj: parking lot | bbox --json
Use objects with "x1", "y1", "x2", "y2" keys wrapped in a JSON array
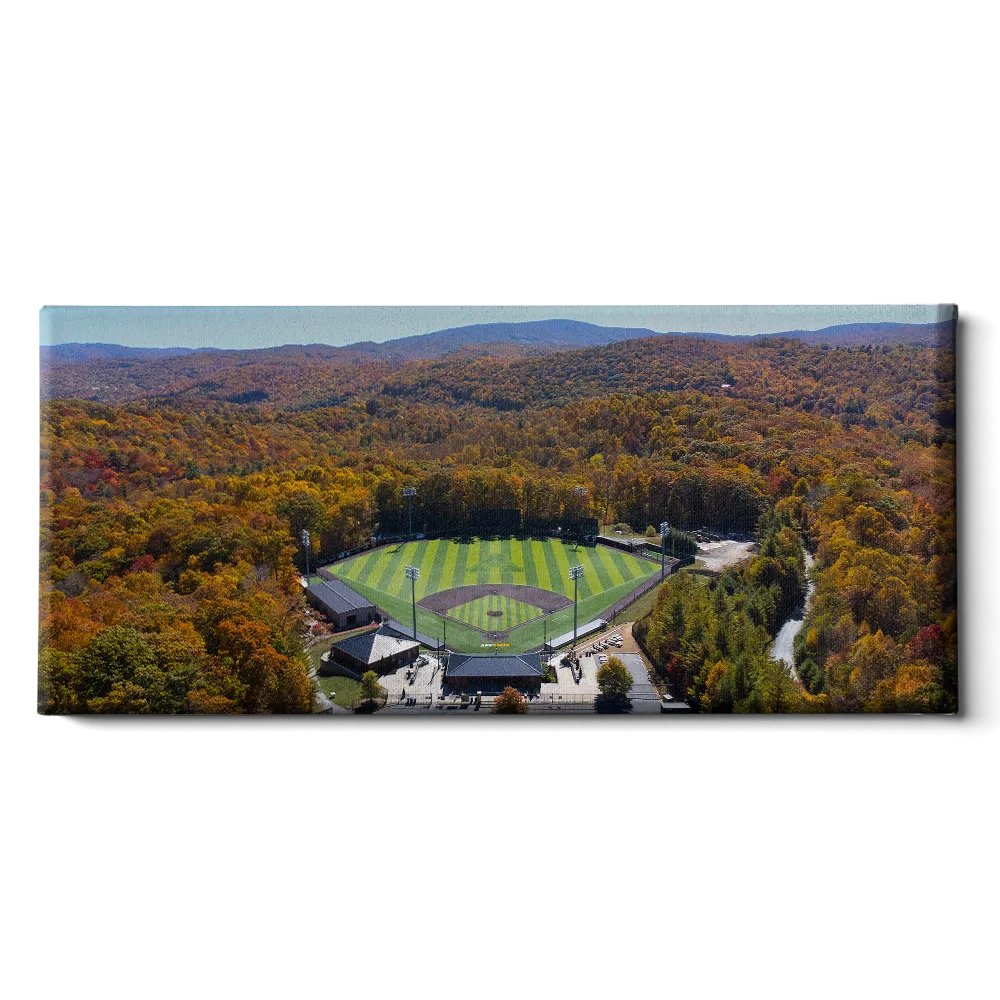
[{"x1": 540, "y1": 622, "x2": 631, "y2": 701}]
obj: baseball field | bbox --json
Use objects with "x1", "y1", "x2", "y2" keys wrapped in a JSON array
[{"x1": 326, "y1": 536, "x2": 661, "y2": 652}]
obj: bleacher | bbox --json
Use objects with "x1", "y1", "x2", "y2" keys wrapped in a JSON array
[{"x1": 547, "y1": 619, "x2": 608, "y2": 648}]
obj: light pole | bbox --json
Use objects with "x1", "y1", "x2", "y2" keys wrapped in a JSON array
[
  {"x1": 403, "y1": 486, "x2": 416, "y2": 540},
  {"x1": 405, "y1": 565, "x2": 420, "y2": 641},
  {"x1": 301, "y1": 528, "x2": 311, "y2": 581},
  {"x1": 660, "y1": 521, "x2": 669, "y2": 582},
  {"x1": 569, "y1": 565, "x2": 585, "y2": 646},
  {"x1": 574, "y1": 486, "x2": 588, "y2": 541}
]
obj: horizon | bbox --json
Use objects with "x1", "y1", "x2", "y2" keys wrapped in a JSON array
[{"x1": 39, "y1": 305, "x2": 954, "y2": 350}]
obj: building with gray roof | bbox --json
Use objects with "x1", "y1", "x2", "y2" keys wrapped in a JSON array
[
  {"x1": 444, "y1": 652, "x2": 544, "y2": 694},
  {"x1": 306, "y1": 579, "x2": 377, "y2": 631},
  {"x1": 321, "y1": 626, "x2": 420, "y2": 677}
]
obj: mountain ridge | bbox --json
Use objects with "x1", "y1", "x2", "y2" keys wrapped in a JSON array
[{"x1": 41, "y1": 316, "x2": 954, "y2": 367}]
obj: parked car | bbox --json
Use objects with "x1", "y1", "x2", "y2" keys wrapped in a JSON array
[{"x1": 598, "y1": 655, "x2": 609, "y2": 664}]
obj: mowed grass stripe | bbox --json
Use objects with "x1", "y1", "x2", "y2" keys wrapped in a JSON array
[
  {"x1": 552, "y1": 540, "x2": 592, "y2": 601},
  {"x1": 510, "y1": 539, "x2": 528, "y2": 587},
  {"x1": 425, "y1": 537, "x2": 450, "y2": 594},
  {"x1": 382, "y1": 541, "x2": 418, "y2": 598},
  {"x1": 455, "y1": 540, "x2": 482, "y2": 587},
  {"x1": 364, "y1": 548, "x2": 395, "y2": 588},
  {"x1": 538, "y1": 539, "x2": 562, "y2": 593},
  {"x1": 340, "y1": 548, "x2": 375, "y2": 586},
  {"x1": 605, "y1": 546, "x2": 640, "y2": 585},
  {"x1": 575, "y1": 546, "x2": 599, "y2": 599},
  {"x1": 629, "y1": 550, "x2": 660, "y2": 581},
  {"x1": 412, "y1": 538, "x2": 439, "y2": 599},
  {"x1": 588, "y1": 544, "x2": 617, "y2": 593},
  {"x1": 370, "y1": 544, "x2": 405, "y2": 596},
  {"x1": 513, "y1": 598, "x2": 543, "y2": 626},
  {"x1": 630, "y1": 553, "x2": 659, "y2": 580},
  {"x1": 344, "y1": 547, "x2": 383, "y2": 587},
  {"x1": 576, "y1": 546, "x2": 603, "y2": 598},
  {"x1": 487, "y1": 538, "x2": 500, "y2": 586},
  {"x1": 370, "y1": 549, "x2": 398, "y2": 589},
  {"x1": 453, "y1": 540, "x2": 471, "y2": 589},
  {"x1": 595, "y1": 543, "x2": 628, "y2": 588},
  {"x1": 516, "y1": 538, "x2": 538, "y2": 587},
  {"x1": 440, "y1": 539, "x2": 459, "y2": 590},
  {"x1": 548, "y1": 540, "x2": 572, "y2": 595}
]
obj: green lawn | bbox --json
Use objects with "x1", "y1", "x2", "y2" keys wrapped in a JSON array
[
  {"x1": 314, "y1": 674, "x2": 363, "y2": 708},
  {"x1": 326, "y1": 537, "x2": 660, "y2": 653},
  {"x1": 610, "y1": 577, "x2": 665, "y2": 626}
]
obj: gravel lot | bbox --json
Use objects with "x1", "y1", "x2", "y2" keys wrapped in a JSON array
[{"x1": 695, "y1": 539, "x2": 756, "y2": 571}]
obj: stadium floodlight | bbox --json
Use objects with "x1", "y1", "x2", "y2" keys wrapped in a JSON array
[
  {"x1": 569, "y1": 564, "x2": 585, "y2": 646},
  {"x1": 660, "y1": 521, "x2": 669, "y2": 581},
  {"x1": 572, "y1": 486, "x2": 590, "y2": 544},
  {"x1": 405, "y1": 564, "x2": 420, "y2": 640},
  {"x1": 403, "y1": 486, "x2": 417, "y2": 539},
  {"x1": 301, "y1": 528, "x2": 311, "y2": 581}
]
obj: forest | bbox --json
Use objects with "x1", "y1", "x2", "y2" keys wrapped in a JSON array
[{"x1": 38, "y1": 330, "x2": 957, "y2": 713}]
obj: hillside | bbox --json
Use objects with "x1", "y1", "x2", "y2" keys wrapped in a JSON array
[
  {"x1": 40, "y1": 319, "x2": 953, "y2": 405},
  {"x1": 40, "y1": 343, "x2": 199, "y2": 368}
]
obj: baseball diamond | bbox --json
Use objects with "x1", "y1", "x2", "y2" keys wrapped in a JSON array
[
  {"x1": 445, "y1": 594, "x2": 546, "y2": 632},
  {"x1": 327, "y1": 536, "x2": 661, "y2": 653},
  {"x1": 417, "y1": 583, "x2": 572, "y2": 614}
]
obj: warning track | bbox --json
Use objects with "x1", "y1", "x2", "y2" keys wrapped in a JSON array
[{"x1": 417, "y1": 583, "x2": 572, "y2": 614}]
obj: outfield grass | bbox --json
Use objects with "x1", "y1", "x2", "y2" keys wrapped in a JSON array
[{"x1": 328, "y1": 537, "x2": 660, "y2": 653}]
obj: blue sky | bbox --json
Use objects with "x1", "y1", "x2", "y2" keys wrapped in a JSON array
[{"x1": 39, "y1": 304, "x2": 954, "y2": 349}]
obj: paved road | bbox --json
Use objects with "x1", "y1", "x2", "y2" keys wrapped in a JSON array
[
  {"x1": 615, "y1": 652, "x2": 660, "y2": 713},
  {"x1": 770, "y1": 553, "x2": 815, "y2": 678}
]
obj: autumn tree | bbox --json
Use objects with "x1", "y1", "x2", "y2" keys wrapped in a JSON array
[
  {"x1": 359, "y1": 670, "x2": 384, "y2": 705},
  {"x1": 596, "y1": 656, "x2": 633, "y2": 703},
  {"x1": 492, "y1": 686, "x2": 528, "y2": 714},
  {"x1": 78, "y1": 626, "x2": 146, "y2": 688},
  {"x1": 759, "y1": 659, "x2": 803, "y2": 713},
  {"x1": 215, "y1": 616, "x2": 312, "y2": 714},
  {"x1": 866, "y1": 663, "x2": 941, "y2": 713},
  {"x1": 843, "y1": 630, "x2": 899, "y2": 709}
]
